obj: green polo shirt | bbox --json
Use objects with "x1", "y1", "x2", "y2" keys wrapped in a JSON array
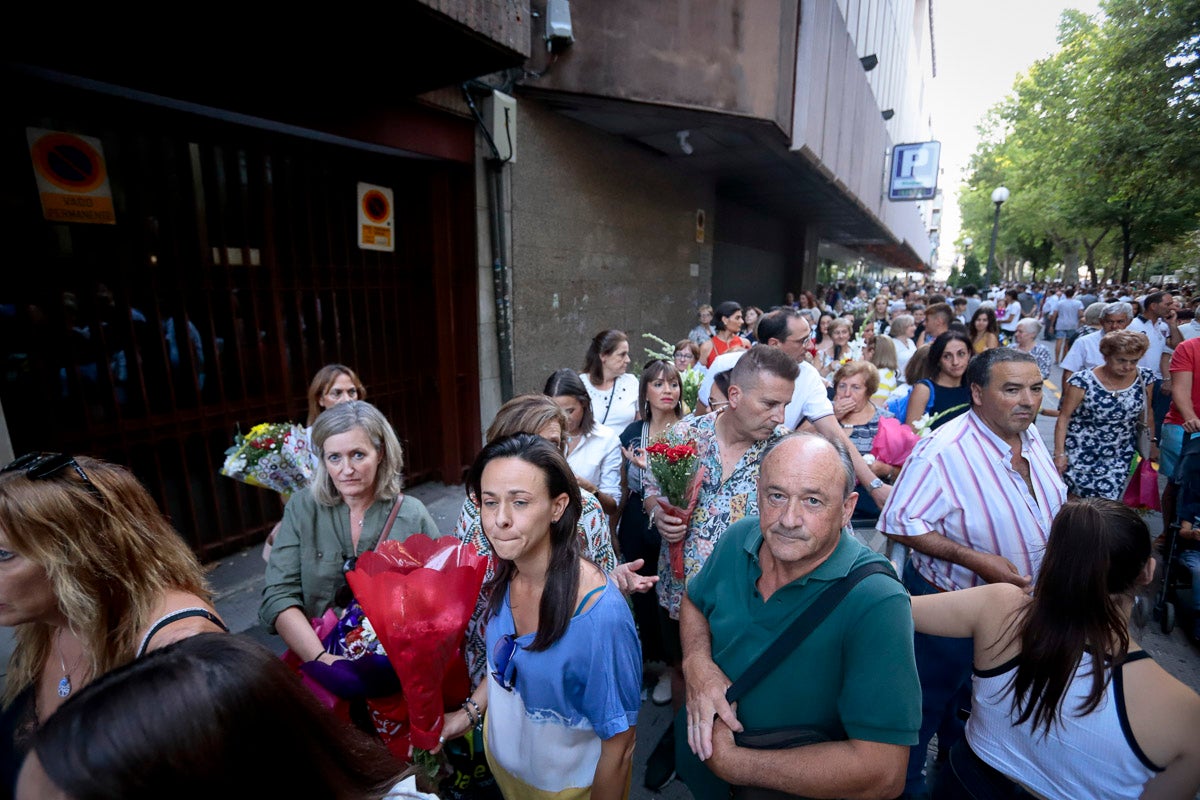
[{"x1": 680, "y1": 517, "x2": 920, "y2": 799}]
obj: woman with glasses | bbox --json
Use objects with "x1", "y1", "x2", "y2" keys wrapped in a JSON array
[
  {"x1": 443, "y1": 434, "x2": 641, "y2": 800},
  {"x1": 259, "y1": 401, "x2": 439, "y2": 666},
  {"x1": 0, "y1": 453, "x2": 228, "y2": 795}
]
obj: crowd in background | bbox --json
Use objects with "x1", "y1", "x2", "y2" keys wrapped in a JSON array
[{"x1": 1, "y1": 274, "x2": 1199, "y2": 800}]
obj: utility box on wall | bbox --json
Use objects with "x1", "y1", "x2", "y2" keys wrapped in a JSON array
[{"x1": 482, "y1": 91, "x2": 517, "y2": 163}]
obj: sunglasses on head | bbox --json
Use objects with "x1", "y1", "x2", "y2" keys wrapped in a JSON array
[
  {"x1": 1, "y1": 453, "x2": 102, "y2": 500},
  {"x1": 492, "y1": 633, "x2": 520, "y2": 691}
]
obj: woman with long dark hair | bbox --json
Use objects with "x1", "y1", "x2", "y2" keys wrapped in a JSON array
[
  {"x1": 544, "y1": 369, "x2": 622, "y2": 520},
  {"x1": 699, "y1": 301, "x2": 750, "y2": 368},
  {"x1": 905, "y1": 331, "x2": 972, "y2": 430},
  {"x1": 912, "y1": 498, "x2": 1200, "y2": 799},
  {"x1": 442, "y1": 434, "x2": 641, "y2": 800},
  {"x1": 617, "y1": 360, "x2": 683, "y2": 700},
  {"x1": 580, "y1": 330, "x2": 639, "y2": 430},
  {"x1": 968, "y1": 307, "x2": 1001, "y2": 354}
]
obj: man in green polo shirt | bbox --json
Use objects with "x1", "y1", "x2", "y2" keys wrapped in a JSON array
[{"x1": 678, "y1": 433, "x2": 919, "y2": 799}]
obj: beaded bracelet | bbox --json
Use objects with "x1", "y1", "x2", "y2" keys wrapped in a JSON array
[{"x1": 463, "y1": 697, "x2": 483, "y2": 729}]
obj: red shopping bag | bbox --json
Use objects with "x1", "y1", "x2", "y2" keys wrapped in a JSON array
[{"x1": 1122, "y1": 455, "x2": 1161, "y2": 512}]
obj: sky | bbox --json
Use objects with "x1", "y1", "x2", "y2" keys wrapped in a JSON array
[{"x1": 929, "y1": 0, "x2": 1103, "y2": 267}]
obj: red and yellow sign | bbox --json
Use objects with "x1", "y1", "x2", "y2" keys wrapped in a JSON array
[
  {"x1": 27, "y1": 128, "x2": 116, "y2": 225},
  {"x1": 357, "y1": 182, "x2": 394, "y2": 251}
]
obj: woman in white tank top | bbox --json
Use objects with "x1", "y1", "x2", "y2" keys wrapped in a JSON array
[{"x1": 911, "y1": 498, "x2": 1200, "y2": 800}]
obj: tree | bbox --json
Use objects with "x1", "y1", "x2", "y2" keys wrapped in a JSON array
[{"x1": 957, "y1": 1, "x2": 1200, "y2": 283}]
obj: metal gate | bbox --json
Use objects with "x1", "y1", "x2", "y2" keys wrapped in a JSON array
[{"x1": 1, "y1": 76, "x2": 480, "y2": 560}]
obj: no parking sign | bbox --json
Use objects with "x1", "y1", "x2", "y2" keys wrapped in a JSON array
[
  {"x1": 357, "y1": 182, "x2": 394, "y2": 252},
  {"x1": 27, "y1": 128, "x2": 116, "y2": 224}
]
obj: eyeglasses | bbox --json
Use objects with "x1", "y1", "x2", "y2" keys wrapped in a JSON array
[
  {"x1": 491, "y1": 633, "x2": 520, "y2": 691},
  {"x1": 1, "y1": 453, "x2": 102, "y2": 500}
]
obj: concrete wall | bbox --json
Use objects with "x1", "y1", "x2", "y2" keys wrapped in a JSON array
[
  {"x1": 532, "y1": 0, "x2": 798, "y2": 135},
  {"x1": 711, "y1": 199, "x2": 793, "y2": 310},
  {"x1": 418, "y1": 0, "x2": 531, "y2": 57},
  {"x1": 506, "y1": 101, "x2": 716, "y2": 393},
  {"x1": 792, "y1": 0, "x2": 931, "y2": 260}
]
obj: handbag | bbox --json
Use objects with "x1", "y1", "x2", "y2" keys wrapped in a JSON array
[
  {"x1": 1121, "y1": 456, "x2": 1161, "y2": 512},
  {"x1": 727, "y1": 562, "x2": 898, "y2": 800}
]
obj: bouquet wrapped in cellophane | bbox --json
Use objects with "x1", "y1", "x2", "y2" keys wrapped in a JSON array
[
  {"x1": 219, "y1": 422, "x2": 313, "y2": 497},
  {"x1": 646, "y1": 435, "x2": 705, "y2": 580},
  {"x1": 347, "y1": 535, "x2": 489, "y2": 758}
]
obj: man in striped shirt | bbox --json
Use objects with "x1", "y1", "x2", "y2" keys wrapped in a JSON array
[{"x1": 878, "y1": 348, "x2": 1067, "y2": 799}]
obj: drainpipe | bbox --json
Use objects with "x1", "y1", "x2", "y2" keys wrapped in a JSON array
[{"x1": 462, "y1": 84, "x2": 515, "y2": 400}]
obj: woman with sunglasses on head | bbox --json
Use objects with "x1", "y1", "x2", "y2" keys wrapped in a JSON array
[
  {"x1": 260, "y1": 401, "x2": 439, "y2": 667},
  {"x1": 0, "y1": 453, "x2": 228, "y2": 796},
  {"x1": 442, "y1": 434, "x2": 641, "y2": 800},
  {"x1": 454, "y1": 394, "x2": 659, "y2": 687}
]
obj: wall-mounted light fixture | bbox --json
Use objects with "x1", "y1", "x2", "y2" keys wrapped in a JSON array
[
  {"x1": 881, "y1": 109, "x2": 895, "y2": 121},
  {"x1": 860, "y1": 54, "x2": 879, "y2": 72}
]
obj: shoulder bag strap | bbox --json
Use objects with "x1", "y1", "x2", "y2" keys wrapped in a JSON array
[
  {"x1": 725, "y1": 562, "x2": 897, "y2": 705},
  {"x1": 372, "y1": 494, "x2": 405, "y2": 551}
]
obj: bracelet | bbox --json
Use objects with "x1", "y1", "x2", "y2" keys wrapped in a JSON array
[
  {"x1": 461, "y1": 701, "x2": 478, "y2": 728},
  {"x1": 465, "y1": 696, "x2": 482, "y2": 719},
  {"x1": 1053, "y1": 452, "x2": 1067, "y2": 457}
]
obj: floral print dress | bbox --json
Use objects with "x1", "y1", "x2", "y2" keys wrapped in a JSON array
[{"x1": 1063, "y1": 367, "x2": 1152, "y2": 500}]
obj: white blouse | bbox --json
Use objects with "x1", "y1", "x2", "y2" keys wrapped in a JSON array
[
  {"x1": 566, "y1": 423, "x2": 622, "y2": 507},
  {"x1": 580, "y1": 372, "x2": 639, "y2": 430}
]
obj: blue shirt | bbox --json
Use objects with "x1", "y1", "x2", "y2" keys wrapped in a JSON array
[{"x1": 484, "y1": 578, "x2": 641, "y2": 798}]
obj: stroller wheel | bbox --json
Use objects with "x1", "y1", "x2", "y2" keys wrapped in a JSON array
[{"x1": 1162, "y1": 601, "x2": 1176, "y2": 634}]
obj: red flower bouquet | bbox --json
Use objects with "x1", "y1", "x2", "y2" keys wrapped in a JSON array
[
  {"x1": 645, "y1": 437, "x2": 705, "y2": 580},
  {"x1": 345, "y1": 535, "x2": 488, "y2": 758}
]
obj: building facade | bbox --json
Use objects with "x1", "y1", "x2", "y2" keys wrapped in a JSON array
[{"x1": 1, "y1": 0, "x2": 937, "y2": 556}]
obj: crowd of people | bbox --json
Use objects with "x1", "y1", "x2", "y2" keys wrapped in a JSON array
[{"x1": 0, "y1": 276, "x2": 1199, "y2": 800}]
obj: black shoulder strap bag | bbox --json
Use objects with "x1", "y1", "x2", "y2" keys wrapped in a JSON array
[{"x1": 725, "y1": 561, "x2": 899, "y2": 800}]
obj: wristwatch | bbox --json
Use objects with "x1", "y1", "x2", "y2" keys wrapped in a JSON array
[{"x1": 868, "y1": 477, "x2": 884, "y2": 491}]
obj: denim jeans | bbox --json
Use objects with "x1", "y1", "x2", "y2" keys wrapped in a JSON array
[{"x1": 903, "y1": 561, "x2": 975, "y2": 795}]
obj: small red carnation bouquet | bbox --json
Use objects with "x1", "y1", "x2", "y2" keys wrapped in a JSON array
[{"x1": 645, "y1": 435, "x2": 706, "y2": 580}]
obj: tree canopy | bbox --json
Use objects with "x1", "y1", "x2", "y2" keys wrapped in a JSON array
[{"x1": 957, "y1": 0, "x2": 1200, "y2": 284}]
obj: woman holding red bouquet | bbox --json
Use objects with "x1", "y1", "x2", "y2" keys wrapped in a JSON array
[
  {"x1": 442, "y1": 434, "x2": 641, "y2": 800},
  {"x1": 618, "y1": 360, "x2": 683, "y2": 698},
  {"x1": 260, "y1": 401, "x2": 440, "y2": 665}
]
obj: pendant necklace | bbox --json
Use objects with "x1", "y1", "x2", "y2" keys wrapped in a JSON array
[{"x1": 56, "y1": 629, "x2": 82, "y2": 698}]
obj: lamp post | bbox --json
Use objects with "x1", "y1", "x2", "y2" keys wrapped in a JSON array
[{"x1": 986, "y1": 186, "x2": 1009, "y2": 288}]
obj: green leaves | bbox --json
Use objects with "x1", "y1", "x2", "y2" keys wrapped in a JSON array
[{"x1": 959, "y1": 0, "x2": 1200, "y2": 281}]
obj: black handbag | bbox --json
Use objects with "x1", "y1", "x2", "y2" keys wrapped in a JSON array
[{"x1": 726, "y1": 561, "x2": 898, "y2": 800}]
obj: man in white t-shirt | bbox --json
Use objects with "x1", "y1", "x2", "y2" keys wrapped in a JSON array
[
  {"x1": 1128, "y1": 291, "x2": 1183, "y2": 436},
  {"x1": 1060, "y1": 302, "x2": 1133, "y2": 384},
  {"x1": 1052, "y1": 287, "x2": 1084, "y2": 363},
  {"x1": 757, "y1": 309, "x2": 891, "y2": 511}
]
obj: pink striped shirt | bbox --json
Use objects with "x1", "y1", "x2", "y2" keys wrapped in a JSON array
[{"x1": 877, "y1": 410, "x2": 1066, "y2": 592}]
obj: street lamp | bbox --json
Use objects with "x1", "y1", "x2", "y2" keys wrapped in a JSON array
[{"x1": 986, "y1": 186, "x2": 1009, "y2": 288}]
